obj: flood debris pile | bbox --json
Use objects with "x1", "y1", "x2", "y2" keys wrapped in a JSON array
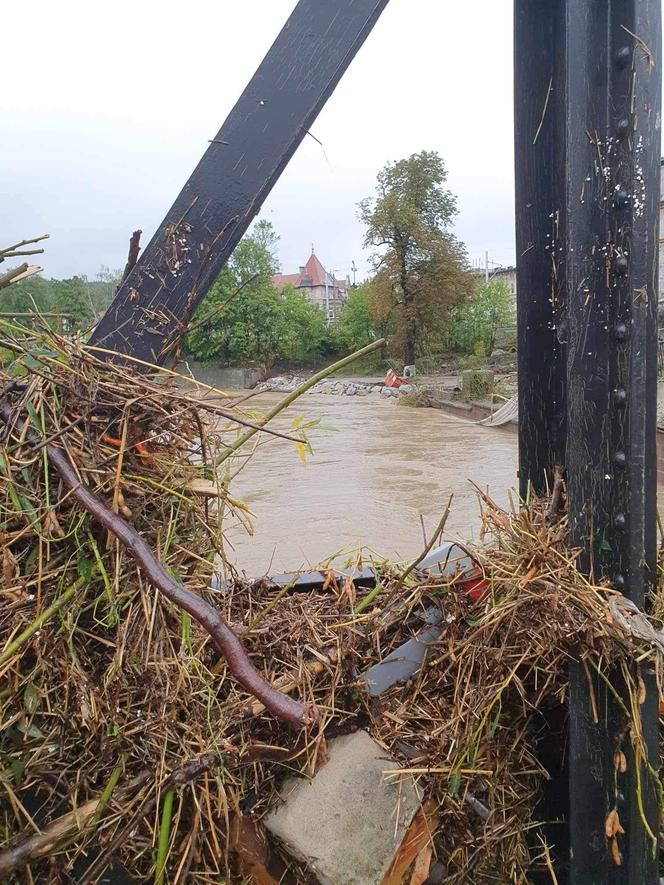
[
  {"x1": 0, "y1": 325, "x2": 310, "y2": 882},
  {"x1": 1, "y1": 327, "x2": 663, "y2": 883}
]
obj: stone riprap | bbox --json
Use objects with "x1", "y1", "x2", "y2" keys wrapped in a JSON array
[{"x1": 256, "y1": 376, "x2": 415, "y2": 397}]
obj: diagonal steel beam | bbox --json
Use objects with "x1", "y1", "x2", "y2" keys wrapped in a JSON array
[
  {"x1": 515, "y1": 0, "x2": 661, "y2": 882},
  {"x1": 91, "y1": 0, "x2": 390, "y2": 364}
]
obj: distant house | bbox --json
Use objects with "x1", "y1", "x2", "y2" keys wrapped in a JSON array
[
  {"x1": 471, "y1": 264, "x2": 517, "y2": 297},
  {"x1": 471, "y1": 264, "x2": 517, "y2": 315},
  {"x1": 272, "y1": 249, "x2": 350, "y2": 322}
]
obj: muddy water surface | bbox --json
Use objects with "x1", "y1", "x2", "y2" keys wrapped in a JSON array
[{"x1": 225, "y1": 393, "x2": 518, "y2": 576}]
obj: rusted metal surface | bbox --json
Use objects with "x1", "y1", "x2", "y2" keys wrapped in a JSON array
[
  {"x1": 91, "y1": 0, "x2": 390, "y2": 365},
  {"x1": 515, "y1": 1, "x2": 661, "y2": 882}
]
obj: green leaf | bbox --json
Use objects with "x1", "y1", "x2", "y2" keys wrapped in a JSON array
[
  {"x1": 77, "y1": 553, "x2": 93, "y2": 580},
  {"x1": 10, "y1": 758, "x2": 25, "y2": 786},
  {"x1": 15, "y1": 721, "x2": 44, "y2": 739},
  {"x1": 23, "y1": 683, "x2": 40, "y2": 715},
  {"x1": 448, "y1": 772, "x2": 462, "y2": 796}
]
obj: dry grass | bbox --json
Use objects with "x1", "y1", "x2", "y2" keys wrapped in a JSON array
[{"x1": 1, "y1": 323, "x2": 662, "y2": 883}]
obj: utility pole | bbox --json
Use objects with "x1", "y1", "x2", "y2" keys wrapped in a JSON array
[
  {"x1": 329, "y1": 268, "x2": 340, "y2": 323},
  {"x1": 485, "y1": 250, "x2": 489, "y2": 283},
  {"x1": 351, "y1": 260, "x2": 357, "y2": 287}
]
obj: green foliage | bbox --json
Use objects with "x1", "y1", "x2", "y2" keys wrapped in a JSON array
[
  {"x1": 187, "y1": 221, "x2": 330, "y2": 366},
  {"x1": 0, "y1": 347, "x2": 16, "y2": 367},
  {"x1": 450, "y1": 279, "x2": 514, "y2": 356},
  {"x1": 277, "y1": 285, "x2": 328, "y2": 363},
  {"x1": 187, "y1": 222, "x2": 282, "y2": 364},
  {"x1": 359, "y1": 151, "x2": 472, "y2": 366},
  {"x1": 1, "y1": 274, "x2": 53, "y2": 315},
  {"x1": 53, "y1": 277, "x2": 94, "y2": 329},
  {"x1": 1, "y1": 268, "x2": 119, "y2": 331},
  {"x1": 332, "y1": 284, "x2": 376, "y2": 351},
  {"x1": 457, "y1": 353, "x2": 487, "y2": 370}
]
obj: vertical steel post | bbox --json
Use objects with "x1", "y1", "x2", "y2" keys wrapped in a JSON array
[{"x1": 515, "y1": 1, "x2": 661, "y2": 882}]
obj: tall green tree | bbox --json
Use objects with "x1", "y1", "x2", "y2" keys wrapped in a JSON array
[
  {"x1": 1, "y1": 266, "x2": 119, "y2": 332},
  {"x1": 359, "y1": 151, "x2": 471, "y2": 367},
  {"x1": 53, "y1": 276, "x2": 94, "y2": 329},
  {"x1": 277, "y1": 285, "x2": 328, "y2": 363},
  {"x1": 450, "y1": 278, "x2": 514, "y2": 356},
  {"x1": 1, "y1": 274, "x2": 53, "y2": 315},
  {"x1": 334, "y1": 282, "x2": 380, "y2": 351},
  {"x1": 186, "y1": 222, "x2": 283, "y2": 364}
]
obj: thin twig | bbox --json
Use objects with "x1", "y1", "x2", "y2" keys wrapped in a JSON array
[
  {"x1": 533, "y1": 76, "x2": 553, "y2": 145},
  {"x1": 398, "y1": 493, "x2": 453, "y2": 585},
  {"x1": 1, "y1": 235, "x2": 49, "y2": 254},
  {"x1": 185, "y1": 273, "x2": 260, "y2": 336},
  {"x1": 0, "y1": 404, "x2": 313, "y2": 727},
  {"x1": 214, "y1": 339, "x2": 386, "y2": 468}
]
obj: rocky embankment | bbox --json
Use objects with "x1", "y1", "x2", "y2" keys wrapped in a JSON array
[{"x1": 256, "y1": 376, "x2": 415, "y2": 398}]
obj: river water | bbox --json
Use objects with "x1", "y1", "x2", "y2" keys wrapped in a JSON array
[{"x1": 222, "y1": 392, "x2": 518, "y2": 576}]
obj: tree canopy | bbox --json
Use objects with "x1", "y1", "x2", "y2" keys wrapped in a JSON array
[
  {"x1": 186, "y1": 222, "x2": 328, "y2": 366},
  {"x1": 359, "y1": 151, "x2": 471, "y2": 367},
  {"x1": 450, "y1": 278, "x2": 514, "y2": 357},
  {"x1": 0, "y1": 269, "x2": 119, "y2": 330}
]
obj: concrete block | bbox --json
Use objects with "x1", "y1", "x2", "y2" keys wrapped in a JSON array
[{"x1": 265, "y1": 731, "x2": 422, "y2": 885}]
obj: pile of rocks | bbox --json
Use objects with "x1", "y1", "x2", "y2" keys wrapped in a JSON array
[
  {"x1": 255, "y1": 375, "x2": 308, "y2": 393},
  {"x1": 256, "y1": 375, "x2": 416, "y2": 398},
  {"x1": 314, "y1": 380, "x2": 379, "y2": 397}
]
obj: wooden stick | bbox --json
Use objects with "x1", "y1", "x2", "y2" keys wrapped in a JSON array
[
  {"x1": 0, "y1": 264, "x2": 29, "y2": 289},
  {"x1": 0, "y1": 769, "x2": 151, "y2": 878},
  {"x1": 0, "y1": 798, "x2": 100, "y2": 876},
  {"x1": 117, "y1": 230, "x2": 142, "y2": 290}
]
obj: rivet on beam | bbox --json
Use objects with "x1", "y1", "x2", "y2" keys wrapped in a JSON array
[
  {"x1": 614, "y1": 322, "x2": 629, "y2": 341},
  {"x1": 615, "y1": 513, "x2": 627, "y2": 531},
  {"x1": 614, "y1": 255, "x2": 629, "y2": 275},
  {"x1": 614, "y1": 451, "x2": 627, "y2": 469},
  {"x1": 613, "y1": 387, "x2": 628, "y2": 407},
  {"x1": 615, "y1": 45, "x2": 631, "y2": 68}
]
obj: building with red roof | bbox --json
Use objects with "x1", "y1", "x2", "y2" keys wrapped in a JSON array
[{"x1": 272, "y1": 248, "x2": 350, "y2": 323}]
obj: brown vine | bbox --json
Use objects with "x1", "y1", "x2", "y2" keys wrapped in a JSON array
[{"x1": 0, "y1": 404, "x2": 313, "y2": 727}]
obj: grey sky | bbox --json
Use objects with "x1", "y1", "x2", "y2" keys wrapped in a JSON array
[{"x1": 3, "y1": 1, "x2": 515, "y2": 284}]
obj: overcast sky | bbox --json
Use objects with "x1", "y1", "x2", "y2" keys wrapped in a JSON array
[{"x1": 3, "y1": 0, "x2": 515, "y2": 283}]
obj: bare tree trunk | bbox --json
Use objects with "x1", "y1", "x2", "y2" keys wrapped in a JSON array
[{"x1": 402, "y1": 295, "x2": 416, "y2": 368}]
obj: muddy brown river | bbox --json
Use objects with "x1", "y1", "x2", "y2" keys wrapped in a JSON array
[{"x1": 222, "y1": 392, "x2": 518, "y2": 576}]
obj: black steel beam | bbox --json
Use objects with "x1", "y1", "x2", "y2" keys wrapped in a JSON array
[
  {"x1": 514, "y1": 0, "x2": 567, "y2": 496},
  {"x1": 515, "y1": 1, "x2": 661, "y2": 882},
  {"x1": 91, "y1": 0, "x2": 390, "y2": 364}
]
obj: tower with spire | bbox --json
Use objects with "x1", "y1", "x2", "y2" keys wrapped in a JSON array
[{"x1": 272, "y1": 249, "x2": 350, "y2": 323}]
